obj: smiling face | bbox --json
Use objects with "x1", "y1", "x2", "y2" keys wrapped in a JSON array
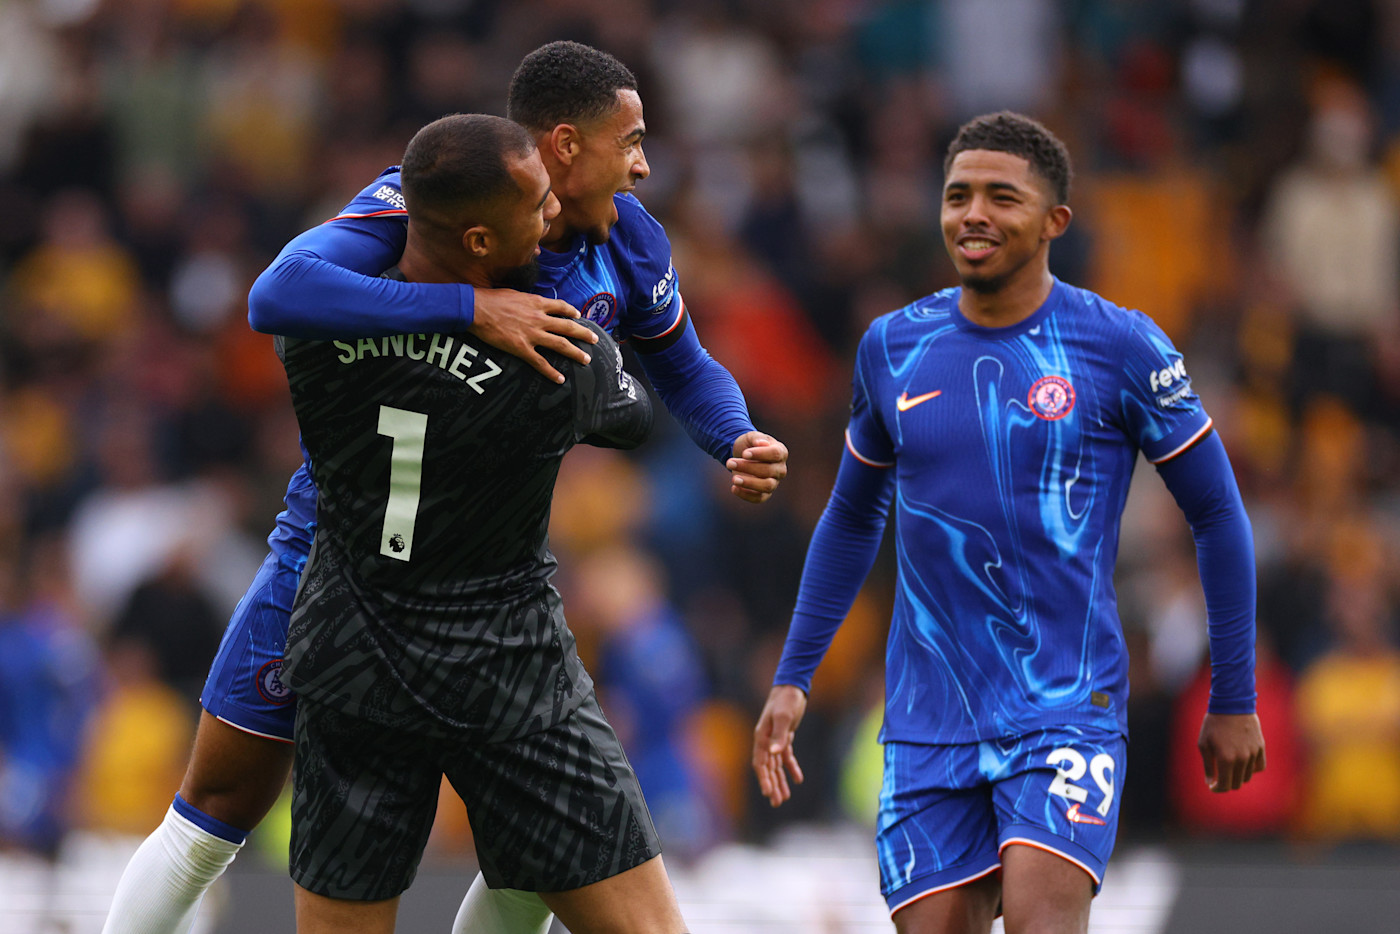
[
  {"x1": 545, "y1": 88, "x2": 650, "y2": 248},
  {"x1": 940, "y1": 149, "x2": 1070, "y2": 296}
]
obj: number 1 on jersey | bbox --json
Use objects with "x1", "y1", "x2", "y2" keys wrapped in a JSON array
[{"x1": 378, "y1": 405, "x2": 427, "y2": 561}]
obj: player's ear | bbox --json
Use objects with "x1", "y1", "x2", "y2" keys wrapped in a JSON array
[
  {"x1": 546, "y1": 123, "x2": 582, "y2": 165},
  {"x1": 462, "y1": 225, "x2": 491, "y2": 258},
  {"x1": 1042, "y1": 204, "x2": 1072, "y2": 242}
]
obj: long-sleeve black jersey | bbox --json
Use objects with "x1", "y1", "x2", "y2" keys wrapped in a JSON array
[{"x1": 278, "y1": 319, "x2": 651, "y2": 741}]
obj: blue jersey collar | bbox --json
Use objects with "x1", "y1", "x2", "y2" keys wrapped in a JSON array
[
  {"x1": 950, "y1": 278, "x2": 1066, "y2": 339},
  {"x1": 537, "y1": 234, "x2": 587, "y2": 269}
]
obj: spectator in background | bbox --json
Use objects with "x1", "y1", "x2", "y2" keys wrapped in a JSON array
[
  {"x1": 1261, "y1": 75, "x2": 1399, "y2": 417},
  {"x1": 573, "y1": 544, "x2": 718, "y2": 857},
  {"x1": 0, "y1": 545, "x2": 99, "y2": 857},
  {"x1": 72, "y1": 634, "x2": 194, "y2": 837},
  {"x1": 7, "y1": 188, "x2": 140, "y2": 347},
  {"x1": 1295, "y1": 573, "x2": 1400, "y2": 841},
  {"x1": 65, "y1": 405, "x2": 254, "y2": 626},
  {"x1": 109, "y1": 556, "x2": 225, "y2": 707},
  {"x1": 1170, "y1": 634, "x2": 1302, "y2": 838}
]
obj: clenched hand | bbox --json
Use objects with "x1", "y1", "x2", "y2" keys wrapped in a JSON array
[{"x1": 727, "y1": 431, "x2": 789, "y2": 503}]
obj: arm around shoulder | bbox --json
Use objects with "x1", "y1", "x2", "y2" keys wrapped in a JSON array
[{"x1": 247, "y1": 222, "x2": 469, "y2": 339}]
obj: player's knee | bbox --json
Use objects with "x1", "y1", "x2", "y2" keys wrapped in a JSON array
[{"x1": 1004, "y1": 913, "x2": 1089, "y2": 934}]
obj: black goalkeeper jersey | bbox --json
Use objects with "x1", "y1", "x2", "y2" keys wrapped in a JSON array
[{"x1": 278, "y1": 319, "x2": 651, "y2": 741}]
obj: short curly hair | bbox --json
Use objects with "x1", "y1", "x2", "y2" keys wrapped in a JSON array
[
  {"x1": 401, "y1": 114, "x2": 535, "y2": 233},
  {"x1": 507, "y1": 41, "x2": 638, "y2": 134},
  {"x1": 944, "y1": 111, "x2": 1072, "y2": 205}
]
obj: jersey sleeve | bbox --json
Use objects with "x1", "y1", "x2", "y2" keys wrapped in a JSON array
[
  {"x1": 609, "y1": 194, "x2": 681, "y2": 342},
  {"x1": 1114, "y1": 311, "x2": 1213, "y2": 463},
  {"x1": 772, "y1": 445, "x2": 895, "y2": 691},
  {"x1": 1155, "y1": 431, "x2": 1257, "y2": 713},
  {"x1": 632, "y1": 317, "x2": 757, "y2": 462},
  {"x1": 606, "y1": 195, "x2": 756, "y2": 460},
  {"x1": 845, "y1": 322, "x2": 896, "y2": 467},
  {"x1": 772, "y1": 325, "x2": 896, "y2": 691},
  {"x1": 247, "y1": 167, "x2": 475, "y2": 339},
  {"x1": 575, "y1": 321, "x2": 654, "y2": 451}
]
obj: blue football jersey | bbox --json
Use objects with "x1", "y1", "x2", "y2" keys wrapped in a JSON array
[
  {"x1": 324, "y1": 168, "x2": 685, "y2": 343},
  {"x1": 848, "y1": 280, "x2": 1212, "y2": 743},
  {"x1": 533, "y1": 192, "x2": 683, "y2": 342}
]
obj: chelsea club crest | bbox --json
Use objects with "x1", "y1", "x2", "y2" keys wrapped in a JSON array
[
  {"x1": 582, "y1": 292, "x2": 618, "y2": 329},
  {"x1": 256, "y1": 659, "x2": 294, "y2": 705},
  {"x1": 1028, "y1": 375, "x2": 1075, "y2": 421}
]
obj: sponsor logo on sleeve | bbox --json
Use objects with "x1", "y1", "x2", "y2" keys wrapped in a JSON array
[
  {"x1": 1148, "y1": 358, "x2": 1194, "y2": 408},
  {"x1": 650, "y1": 261, "x2": 675, "y2": 310},
  {"x1": 372, "y1": 185, "x2": 406, "y2": 210},
  {"x1": 1029, "y1": 375, "x2": 1075, "y2": 421}
]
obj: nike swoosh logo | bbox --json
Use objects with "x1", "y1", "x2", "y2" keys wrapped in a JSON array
[
  {"x1": 896, "y1": 390, "x2": 942, "y2": 412},
  {"x1": 1066, "y1": 802, "x2": 1106, "y2": 826}
]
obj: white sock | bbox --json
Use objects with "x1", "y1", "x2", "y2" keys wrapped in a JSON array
[
  {"x1": 101, "y1": 803, "x2": 244, "y2": 934},
  {"x1": 452, "y1": 873, "x2": 554, "y2": 934}
]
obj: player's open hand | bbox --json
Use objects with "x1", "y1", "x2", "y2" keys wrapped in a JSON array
[
  {"x1": 471, "y1": 288, "x2": 596, "y2": 384},
  {"x1": 753, "y1": 684, "x2": 807, "y2": 807},
  {"x1": 1198, "y1": 712, "x2": 1266, "y2": 793},
  {"x1": 727, "y1": 431, "x2": 789, "y2": 503}
]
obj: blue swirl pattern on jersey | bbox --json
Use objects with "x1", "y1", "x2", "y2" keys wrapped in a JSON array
[{"x1": 845, "y1": 280, "x2": 1211, "y2": 743}]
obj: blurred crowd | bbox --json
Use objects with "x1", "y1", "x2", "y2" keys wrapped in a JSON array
[{"x1": 3, "y1": 0, "x2": 1400, "y2": 877}]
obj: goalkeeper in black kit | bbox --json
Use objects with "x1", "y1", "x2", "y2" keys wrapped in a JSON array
[{"x1": 279, "y1": 112, "x2": 690, "y2": 934}]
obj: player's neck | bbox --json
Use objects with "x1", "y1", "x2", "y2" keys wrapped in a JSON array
[
  {"x1": 957, "y1": 265, "x2": 1054, "y2": 329},
  {"x1": 398, "y1": 239, "x2": 492, "y2": 289},
  {"x1": 538, "y1": 225, "x2": 576, "y2": 252}
]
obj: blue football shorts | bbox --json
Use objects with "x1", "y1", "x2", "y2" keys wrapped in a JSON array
[
  {"x1": 200, "y1": 550, "x2": 303, "y2": 742},
  {"x1": 876, "y1": 725, "x2": 1126, "y2": 916}
]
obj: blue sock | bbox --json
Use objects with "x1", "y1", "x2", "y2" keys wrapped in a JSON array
[{"x1": 172, "y1": 793, "x2": 249, "y2": 845}]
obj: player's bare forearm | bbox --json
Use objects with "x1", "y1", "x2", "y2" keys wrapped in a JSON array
[
  {"x1": 471, "y1": 289, "x2": 594, "y2": 384},
  {"x1": 1198, "y1": 712, "x2": 1266, "y2": 793},
  {"x1": 727, "y1": 431, "x2": 789, "y2": 503},
  {"x1": 752, "y1": 684, "x2": 807, "y2": 807}
]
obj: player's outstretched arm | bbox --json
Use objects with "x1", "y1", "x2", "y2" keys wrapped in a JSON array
[
  {"x1": 252, "y1": 244, "x2": 594, "y2": 384},
  {"x1": 631, "y1": 311, "x2": 758, "y2": 463},
  {"x1": 1198, "y1": 712, "x2": 1266, "y2": 792},
  {"x1": 752, "y1": 685, "x2": 807, "y2": 807},
  {"x1": 727, "y1": 430, "x2": 789, "y2": 503},
  {"x1": 753, "y1": 446, "x2": 892, "y2": 807}
]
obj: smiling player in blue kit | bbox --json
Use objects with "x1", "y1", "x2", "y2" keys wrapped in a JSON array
[{"x1": 753, "y1": 111, "x2": 1264, "y2": 934}]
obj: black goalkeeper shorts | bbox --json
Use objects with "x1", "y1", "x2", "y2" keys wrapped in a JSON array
[{"x1": 289, "y1": 690, "x2": 661, "y2": 900}]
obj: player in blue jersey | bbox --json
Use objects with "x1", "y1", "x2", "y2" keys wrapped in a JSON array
[
  {"x1": 101, "y1": 41, "x2": 785, "y2": 934},
  {"x1": 751, "y1": 112, "x2": 1265, "y2": 934}
]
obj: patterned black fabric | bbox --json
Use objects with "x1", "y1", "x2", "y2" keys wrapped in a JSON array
[
  {"x1": 278, "y1": 320, "x2": 650, "y2": 742},
  {"x1": 290, "y1": 691, "x2": 661, "y2": 899}
]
